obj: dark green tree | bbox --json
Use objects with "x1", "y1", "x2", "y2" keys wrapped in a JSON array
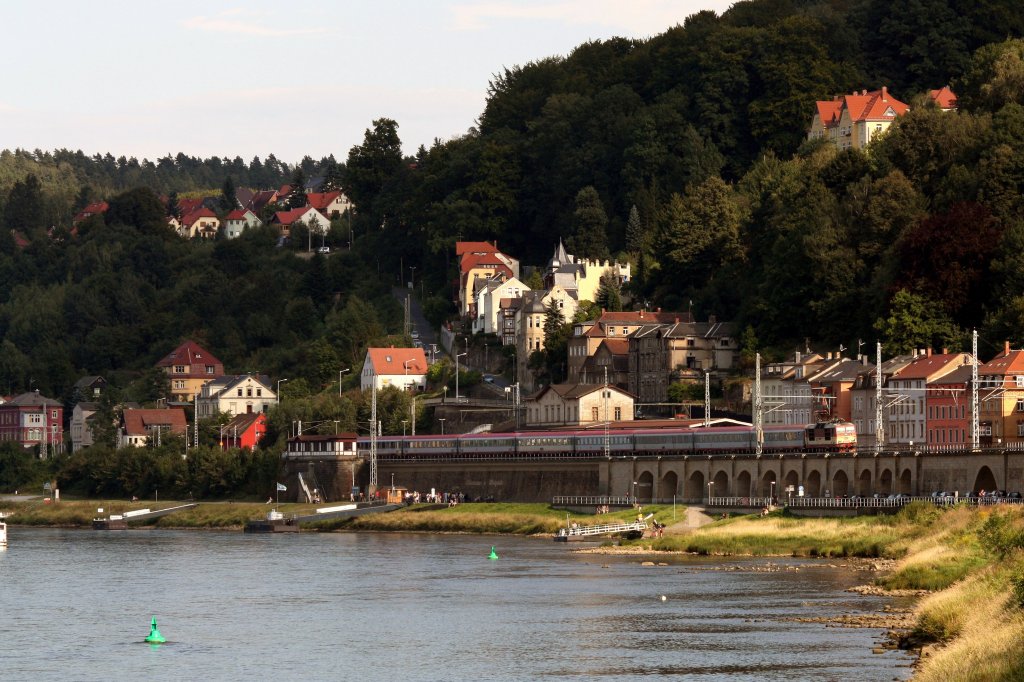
[
  {"x1": 566, "y1": 186, "x2": 609, "y2": 260},
  {"x1": 220, "y1": 176, "x2": 238, "y2": 211}
]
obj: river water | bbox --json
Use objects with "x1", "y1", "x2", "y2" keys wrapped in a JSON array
[{"x1": 0, "y1": 528, "x2": 912, "y2": 681}]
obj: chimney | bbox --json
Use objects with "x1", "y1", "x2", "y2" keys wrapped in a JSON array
[
  {"x1": 639, "y1": 310, "x2": 644, "y2": 319},
  {"x1": 926, "y1": 348, "x2": 932, "y2": 358},
  {"x1": 656, "y1": 307, "x2": 661, "y2": 313},
  {"x1": 861, "y1": 89, "x2": 867, "y2": 96},
  {"x1": 862, "y1": 355, "x2": 869, "y2": 366},
  {"x1": 881, "y1": 85, "x2": 888, "y2": 101},
  {"x1": 795, "y1": 351, "x2": 802, "y2": 363},
  {"x1": 1006, "y1": 341, "x2": 1012, "y2": 357},
  {"x1": 942, "y1": 348, "x2": 949, "y2": 355},
  {"x1": 709, "y1": 314, "x2": 717, "y2": 324}
]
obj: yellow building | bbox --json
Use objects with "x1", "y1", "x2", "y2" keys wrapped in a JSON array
[{"x1": 156, "y1": 340, "x2": 225, "y2": 402}]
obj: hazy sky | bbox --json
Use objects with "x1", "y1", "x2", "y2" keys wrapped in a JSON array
[{"x1": 3, "y1": 0, "x2": 734, "y2": 164}]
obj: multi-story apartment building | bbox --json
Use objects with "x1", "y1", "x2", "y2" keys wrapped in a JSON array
[
  {"x1": 627, "y1": 317, "x2": 738, "y2": 405},
  {"x1": 927, "y1": 364, "x2": 973, "y2": 449},
  {"x1": 886, "y1": 352, "x2": 972, "y2": 447},
  {"x1": 977, "y1": 343, "x2": 1024, "y2": 445},
  {"x1": 0, "y1": 391, "x2": 63, "y2": 455},
  {"x1": 850, "y1": 355, "x2": 917, "y2": 449}
]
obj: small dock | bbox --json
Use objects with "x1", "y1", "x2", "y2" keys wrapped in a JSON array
[
  {"x1": 92, "y1": 503, "x2": 198, "y2": 530},
  {"x1": 554, "y1": 519, "x2": 648, "y2": 542}
]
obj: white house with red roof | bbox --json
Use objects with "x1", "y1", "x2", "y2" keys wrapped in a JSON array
[
  {"x1": 305, "y1": 191, "x2": 351, "y2": 218},
  {"x1": 118, "y1": 408, "x2": 187, "y2": 448},
  {"x1": 271, "y1": 207, "x2": 329, "y2": 239},
  {"x1": 179, "y1": 207, "x2": 220, "y2": 239},
  {"x1": 807, "y1": 87, "x2": 910, "y2": 150},
  {"x1": 223, "y1": 209, "x2": 262, "y2": 239},
  {"x1": 361, "y1": 347, "x2": 428, "y2": 392}
]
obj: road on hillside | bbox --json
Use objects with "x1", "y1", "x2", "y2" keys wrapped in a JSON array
[{"x1": 391, "y1": 286, "x2": 437, "y2": 354}]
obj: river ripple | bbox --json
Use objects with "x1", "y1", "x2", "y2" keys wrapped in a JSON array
[{"x1": 0, "y1": 528, "x2": 913, "y2": 681}]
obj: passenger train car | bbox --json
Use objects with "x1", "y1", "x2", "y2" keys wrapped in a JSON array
[{"x1": 364, "y1": 420, "x2": 857, "y2": 461}]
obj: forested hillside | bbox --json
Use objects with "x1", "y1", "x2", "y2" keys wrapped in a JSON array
[{"x1": 3, "y1": 0, "x2": 1024, "y2": 407}]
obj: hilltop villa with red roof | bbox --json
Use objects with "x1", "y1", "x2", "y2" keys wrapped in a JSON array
[
  {"x1": 157, "y1": 340, "x2": 225, "y2": 402},
  {"x1": 361, "y1": 347, "x2": 428, "y2": 392},
  {"x1": 807, "y1": 87, "x2": 910, "y2": 150},
  {"x1": 456, "y1": 241, "x2": 520, "y2": 317}
]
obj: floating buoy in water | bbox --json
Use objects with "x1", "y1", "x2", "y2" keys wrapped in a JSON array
[
  {"x1": 660, "y1": 595, "x2": 667, "y2": 602},
  {"x1": 145, "y1": 616, "x2": 166, "y2": 643},
  {"x1": 488, "y1": 546, "x2": 499, "y2": 560}
]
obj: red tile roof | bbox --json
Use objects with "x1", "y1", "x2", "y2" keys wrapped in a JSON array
[
  {"x1": 156, "y1": 340, "x2": 224, "y2": 373},
  {"x1": 122, "y1": 408, "x2": 187, "y2": 437},
  {"x1": 181, "y1": 207, "x2": 218, "y2": 226},
  {"x1": 456, "y1": 241, "x2": 498, "y2": 256},
  {"x1": 599, "y1": 338, "x2": 630, "y2": 355},
  {"x1": 980, "y1": 348, "x2": 1024, "y2": 375},
  {"x1": 273, "y1": 208, "x2": 312, "y2": 225},
  {"x1": 73, "y1": 201, "x2": 109, "y2": 224},
  {"x1": 247, "y1": 190, "x2": 278, "y2": 212},
  {"x1": 305, "y1": 191, "x2": 341, "y2": 211},
  {"x1": 224, "y1": 209, "x2": 247, "y2": 221},
  {"x1": 460, "y1": 251, "x2": 513, "y2": 276},
  {"x1": 367, "y1": 347, "x2": 428, "y2": 375},
  {"x1": 815, "y1": 100, "x2": 842, "y2": 127},
  {"x1": 176, "y1": 197, "x2": 205, "y2": 215},
  {"x1": 892, "y1": 353, "x2": 970, "y2": 380},
  {"x1": 928, "y1": 86, "x2": 958, "y2": 110}
]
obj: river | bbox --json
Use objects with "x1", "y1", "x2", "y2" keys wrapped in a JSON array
[{"x1": 0, "y1": 528, "x2": 913, "y2": 681}]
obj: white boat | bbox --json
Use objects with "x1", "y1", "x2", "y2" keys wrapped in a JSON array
[{"x1": 0, "y1": 521, "x2": 7, "y2": 547}]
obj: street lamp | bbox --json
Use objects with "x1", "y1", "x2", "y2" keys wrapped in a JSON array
[
  {"x1": 455, "y1": 352, "x2": 467, "y2": 402},
  {"x1": 276, "y1": 378, "x2": 289, "y2": 405},
  {"x1": 439, "y1": 418, "x2": 446, "y2": 435},
  {"x1": 708, "y1": 481, "x2": 714, "y2": 503},
  {"x1": 443, "y1": 386, "x2": 448, "y2": 403},
  {"x1": 409, "y1": 265, "x2": 416, "y2": 291},
  {"x1": 632, "y1": 480, "x2": 637, "y2": 505},
  {"x1": 401, "y1": 420, "x2": 408, "y2": 436},
  {"x1": 338, "y1": 368, "x2": 350, "y2": 396},
  {"x1": 770, "y1": 481, "x2": 775, "y2": 504}
]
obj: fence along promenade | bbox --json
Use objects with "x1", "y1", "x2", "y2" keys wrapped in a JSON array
[{"x1": 707, "y1": 495, "x2": 1024, "y2": 509}]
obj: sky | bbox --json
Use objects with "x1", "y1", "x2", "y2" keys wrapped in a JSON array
[{"x1": 2, "y1": 0, "x2": 735, "y2": 164}]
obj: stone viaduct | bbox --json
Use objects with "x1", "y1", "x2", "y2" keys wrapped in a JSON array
[{"x1": 283, "y1": 449, "x2": 1023, "y2": 504}]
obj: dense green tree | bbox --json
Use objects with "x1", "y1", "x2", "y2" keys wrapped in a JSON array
[
  {"x1": 874, "y1": 289, "x2": 961, "y2": 354},
  {"x1": 220, "y1": 176, "x2": 237, "y2": 212},
  {"x1": 662, "y1": 177, "x2": 741, "y2": 287},
  {"x1": 3, "y1": 173, "x2": 44, "y2": 232},
  {"x1": 566, "y1": 186, "x2": 609, "y2": 260},
  {"x1": 595, "y1": 274, "x2": 623, "y2": 312}
]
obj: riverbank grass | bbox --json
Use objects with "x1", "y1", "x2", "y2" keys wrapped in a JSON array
[{"x1": 308, "y1": 502, "x2": 676, "y2": 534}]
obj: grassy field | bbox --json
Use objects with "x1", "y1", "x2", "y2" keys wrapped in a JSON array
[
  {"x1": 0, "y1": 498, "x2": 675, "y2": 534},
  {"x1": 307, "y1": 502, "x2": 676, "y2": 534},
  {"x1": 0, "y1": 499, "x2": 322, "y2": 529}
]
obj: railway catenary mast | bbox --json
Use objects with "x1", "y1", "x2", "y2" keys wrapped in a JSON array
[{"x1": 875, "y1": 342, "x2": 884, "y2": 453}]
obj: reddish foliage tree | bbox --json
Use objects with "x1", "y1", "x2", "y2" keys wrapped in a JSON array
[{"x1": 895, "y1": 202, "x2": 1002, "y2": 326}]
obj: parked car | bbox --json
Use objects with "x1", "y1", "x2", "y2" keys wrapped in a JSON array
[{"x1": 317, "y1": 246, "x2": 330, "y2": 254}]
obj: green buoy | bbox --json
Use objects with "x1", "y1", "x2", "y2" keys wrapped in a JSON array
[
  {"x1": 488, "y1": 546, "x2": 499, "y2": 560},
  {"x1": 145, "y1": 616, "x2": 166, "y2": 644}
]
